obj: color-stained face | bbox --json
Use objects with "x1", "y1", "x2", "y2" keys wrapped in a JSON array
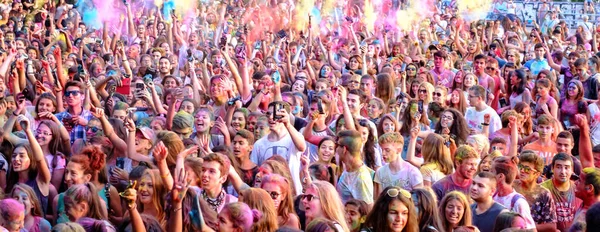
[
  {"x1": 302, "y1": 187, "x2": 323, "y2": 219},
  {"x1": 382, "y1": 118, "x2": 396, "y2": 134},
  {"x1": 11, "y1": 146, "x2": 30, "y2": 172},
  {"x1": 345, "y1": 204, "x2": 363, "y2": 231},
  {"x1": 262, "y1": 182, "x2": 283, "y2": 210},
  {"x1": 445, "y1": 199, "x2": 465, "y2": 226}
]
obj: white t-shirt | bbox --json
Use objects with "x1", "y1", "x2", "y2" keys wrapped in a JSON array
[
  {"x1": 465, "y1": 106, "x2": 502, "y2": 134},
  {"x1": 493, "y1": 190, "x2": 536, "y2": 229},
  {"x1": 374, "y1": 160, "x2": 423, "y2": 191},
  {"x1": 337, "y1": 165, "x2": 374, "y2": 205},
  {"x1": 589, "y1": 103, "x2": 600, "y2": 146},
  {"x1": 299, "y1": 127, "x2": 333, "y2": 163},
  {"x1": 251, "y1": 133, "x2": 304, "y2": 196}
]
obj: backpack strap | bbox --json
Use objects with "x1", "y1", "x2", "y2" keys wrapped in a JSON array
[{"x1": 510, "y1": 194, "x2": 524, "y2": 210}]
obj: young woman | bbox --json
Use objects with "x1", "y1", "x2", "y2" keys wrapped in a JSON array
[
  {"x1": 449, "y1": 89, "x2": 468, "y2": 115},
  {"x1": 62, "y1": 183, "x2": 107, "y2": 222},
  {"x1": 5, "y1": 116, "x2": 51, "y2": 215},
  {"x1": 477, "y1": 151, "x2": 502, "y2": 173},
  {"x1": 559, "y1": 80, "x2": 587, "y2": 130},
  {"x1": 439, "y1": 191, "x2": 473, "y2": 232},
  {"x1": 418, "y1": 82, "x2": 435, "y2": 106},
  {"x1": 239, "y1": 188, "x2": 279, "y2": 232},
  {"x1": 462, "y1": 73, "x2": 479, "y2": 93},
  {"x1": 492, "y1": 212, "x2": 528, "y2": 232},
  {"x1": 53, "y1": 146, "x2": 117, "y2": 224},
  {"x1": 137, "y1": 169, "x2": 168, "y2": 226},
  {"x1": 411, "y1": 188, "x2": 442, "y2": 232},
  {"x1": 420, "y1": 134, "x2": 454, "y2": 187},
  {"x1": 10, "y1": 183, "x2": 51, "y2": 232},
  {"x1": 514, "y1": 102, "x2": 534, "y2": 138},
  {"x1": 433, "y1": 86, "x2": 448, "y2": 108},
  {"x1": 399, "y1": 100, "x2": 430, "y2": 159},
  {"x1": 533, "y1": 78, "x2": 559, "y2": 120},
  {"x1": 409, "y1": 79, "x2": 422, "y2": 99},
  {"x1": 376, "y1": 114, "x2": 400, "y2": 136},
  {"x1": 435, "y1": 108, "x2": 469, "y2": 145},
  {"x1": 302, "y1": 180, "x2": 349, "y2": 231},
  {"x1": 366, "y1": 98, "x2": 385, "y2": 123},
  {"x1": 260, "y1": 174, "x2": 300, "y2": 229},
  {"x1": 217, "y1": 202, "x2": 261, "y2": 232},
  {"x1": 504, "y1": 69, "x2": 532, "y2": 110},
  {"x1": 362, "y1": 187, "x2": 419, "y2": 232}
]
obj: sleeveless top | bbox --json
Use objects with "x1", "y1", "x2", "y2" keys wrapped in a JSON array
[
  {"x1": 25, "y1": 179, "x2": 48, "y2": 216},
  {"x1": 471, "y1": 202, "x2": 506, "y2": 232},
  {"x1": 56, "y1": 185, "x2": 110, "y2": 224},
  {"x1": 27, "y1": 216, "x2": 43, "y2": 232}
]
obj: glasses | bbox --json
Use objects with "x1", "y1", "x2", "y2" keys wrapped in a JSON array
[
  {"x1": 266, "y1": 191, "x2": 281, "y2": 200},
  {"x1": 468, "y1": 95, "x2": 479, "y2": 99},
  {"x1": 65, "y1": 91, "x2": 82, "y2": 97},
  {"x1": 301, "y1": 194, "x2": 320, "y2": 202},
  {"x1": 419, "y1": 89, "x2": 427, "y2": 94},
  {"x1": 486, "y1": 67, "x2": 496, "y2": 71},
  {"x1": 433, "y1": 92, "x2": 443, "y2": 97},
  {"x1": 518, "y1": 164, "x2": 536, "y2": 174},
  {"x1": 407, "y1": 67, "x2": 416, "y2": 71},
  {"x1": 386, "y1": 187, "x2": 411, "y2": 198},
  {"x1": 36, "y1": 130, "x2": 52, "y2": 136}
]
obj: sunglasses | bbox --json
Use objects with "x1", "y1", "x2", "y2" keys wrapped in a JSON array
[
  {"x1": 266, "y1": 191, "x2": 281, "y2": 200},
  {"x1": 419, "y1": 89, "x2": 427, "y2": 94},
  {"x1": 518, "y1": 164, "x2": 536, "y2": 173},
  {"x1": 486, "y1": 67, "x2": 496, "y2": 71},
  {"x1": 433, "y1": 92, "x2": 443, "y2": 97},
  {"x1": 301, "y1": 194, "x2": 319, "y2": 202},
  {"x1": 386, "y1": 187, "x2": 411, "y2": 198},
  {"x1": 407, "y1": 67, "x2": 416, "y2": 71},
  {"x1": 88, "y1": 127, "x2": 102, "y2": 133},
  {"x1": 64, "y1": 91, "x2": 82, "y2": 97}
]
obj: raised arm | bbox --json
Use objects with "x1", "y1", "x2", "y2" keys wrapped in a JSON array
[
  {"x1": 153, "y1": 141, "x2": 174, "y2": 190},
  {"x1": 123, "y1": 117, "x2": 152, "y2": 163},
  {"x1": 20, "y1": 116, "x2": 51, "y2": 187},
  {"x1": 575, "y1": 114, "x2": 594, "y2": 168},
  {"x1": 91, "y1": 107, "x2": 128, "y2": 154}
]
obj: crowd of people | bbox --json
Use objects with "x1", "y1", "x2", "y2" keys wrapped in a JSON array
[{"x1": 1, "y1": 0, "x2": 600, "y2": 231}]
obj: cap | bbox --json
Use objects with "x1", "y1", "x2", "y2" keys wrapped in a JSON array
[{"x1": 136, "y1": 127, "x2": 155, "y2": 142}]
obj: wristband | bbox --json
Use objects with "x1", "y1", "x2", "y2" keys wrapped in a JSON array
[
  {"x1": 12, "y1": 111, "x2": 19, "y2": 116},
  {"x1": 481, "y1": 123, "x2": 490, "y2": 126}
]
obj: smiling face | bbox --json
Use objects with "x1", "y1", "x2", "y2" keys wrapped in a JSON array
[
  {"x1": 387, "y1": 200, "x2": 408, "y2": 232},
  {"x1": 318, "y1": 140, "x2": 335, "y2": 163},
  {"x1": 138, "y1": 174, "x2": 154, "y2": 204},
  {"x1": 195, "y1": 111, "x2": 213, "y2": 133},
  {"x1": 11, "y1": 188, "x2": 32, "y2": 216},
  {"x1": 458, "y1": 158, "x2": 478, "y2": 180},
  {"x1": 382, "y1": 118, "x2": 396, "y2": 134},
  {"x1": 440, "y1": 111, "x2": 454, "y2": 128},
  {"x1": 444, "y1": 199, "x2": 465, "y2": 226},
  {"x1": 367, "y1": 99, "x2": 382, "y2": 119},
  {"x1": 231, "y1": 112, "x2": 246, "y2": 131},
  {"x1": 64, "y1": 162, "x2": 90, "y2": 188},
  {"x1": 35, "y1": 123, "x2": 53, "y2": 147}
]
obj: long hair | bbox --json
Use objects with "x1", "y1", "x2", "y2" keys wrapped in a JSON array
[
  {"x1": 35, "y1": 93, "x2": 57, "y2": 115},
  {"x1": 64, "y1": 183, "x2": 107, "y2": 220},
  {"x1": 356, "y1": 120, "x2": 378, "y2": 170},
  {"x1": 421, "y1": 134, "x2": 454, "y2": 175},
  {"x1": 492, "y1": 212, "x2": 524, "y2": 232},
  {"x1": 11, "y1": 183, "x2": 43, "y2": 217},
  {"x1": 39, "y1": 120, "x2": 71, "y2": 168},
  {"x1": 450, "y1": 89, "x2": 468, "y2": 115},
  {"x1": 400, "y1": 100, "x2": 429, "y2": 136},
  {"x1": 164, "y1": 187, "x2": 218, "y2": 232},
  {"x1": 514, "y1": 102, "x2": 533, "y2": 136},
  {"x1": 308, "y1": 181, "x2": 350, "y2": 232},
  {"x1": 564, "y1": 79, "x2": 585, "y2": 101},
  {"x1": 77, "y1": 217, "x2": 116, "y2": 232},
  {"x1": 363, "y1": 187, "x2": 419, "y2": 232},
  {"x1": 419, "y1": 82, "x2": 435, "y2": 105},
  {"x1": 261, "y1": 174, "x2": 296, "y2": 225},
  {"x1": 154, "y1": 131, "x2": 185, "y2": 168},
  {"x1": 376, "y1": 73, "x2": 396, "y2": 104},
  {"x1": 240, "y1": 188, "x2": 279, "y2": 232},
  {"x1": 139, "y1": 169, "x2": 167, "y2": 224},
  {"x1": 262, "y1": 160, "x2": 296, "y2": 195},
  {"x1": 439, "y1": 191, "x2": 472, "y2": 232},
  {"x1": 6, "y1": 144, "x2": 37, "y2": 193},
  {"x1": 69, "y1": 146, "x2": 106, "y2": 182},
  {"x1": 435, "y1": 108, "x2": 469, "y2": 145},
  {"x1": 377, "y1": 114, "x2": 400, "y2": 136},
  {"x1": 221, "y1": 202, "x2": 261, "y2": 232},
  {"x1": 411, "y1": 188, "x2": 442, "y2": 232},
  {"x1": 506, "y1": 69, "x2": 527, "y2": 105}
]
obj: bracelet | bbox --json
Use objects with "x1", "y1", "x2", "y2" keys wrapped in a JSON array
[
  {"x1": 173, "y1": 207, "x2": 182, "y2": 212},
  {"x1": 161, "y1": 172, "x2": 170, "y2": 178},
  {"x1": 481, "y1": 123, "x2": 490, "y2": 126},
  {"x1": 12, "y1": 111, "x2": 19, "y2": 116}
]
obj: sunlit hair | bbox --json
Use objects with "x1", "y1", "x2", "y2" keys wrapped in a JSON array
[
  {"x1": 363, "y1": 186, "x2": 419, "y2": 232},
  {"x1": 77, "y1": 217, "x2": 116, "y2": 232},
  {"x1": 422, "y1": 134, "x2": 454, "y2": 175},
  {"x1": 378, "y1": 132, "x2": 404, "y2": 145},
  {"x1": 221, "y1": 202, "x2": 262, "y2": 232},
  {"x1": 439, "y1": 191, "x2": 472, "y2": 232},
  {"x1": 6, "y1": 144, "x2": 37, "y2": 193},
  {"x1": 565, "y1": 79, "x2": 585, "y2": 101},
  {"x1": 139, "y1": 169, "x2": 167, "y2": 224},
  {"x1": 419, "y1": 82, "x2": 435, "y2": 104},
  {"x1": 10, "y1": 183, "x2": 43, "y2": 217},
  {"x1": 307, "y1": 180, "x2": 350, "y2": 232},
  {"x1": 500, "y1": 110, "x2": 519, "y2": 128},
  {"x1": 467, "y1": 134, "x2": 490, "y2": 158},
  {"x1": 69, "y1": 146, "x2": 106, "y2": 181},
  {"x1": 35, "y1": 92, "x2": 57, "y2": 114},
  {"x1": 240, "y1": 188, "x2": 279, "y2": 232},
  {"x1": 377, "y1": 114, "x2": 400, "y2": 136},
  {"x1": 154, "y1": 131, "x2": 185, "y2": 168},
  {"x1": 376, "y1": 73, "x2": 396, "y2": 104},
  {"x1": 450, "y1": 89, "x2": 468, "y2": 115},
  {"x1": 336, "y1": 130, "x2": 363, "y2": 156},
  {"x1": 260, "y1": 174, "x2": 295, "y2": 224},
  {"x1": 260, "y1": 160, "x2": 296, "y2": 195},
  {"x1": 51, "y1": 222, "x2": 86, "y2": 232},
  {"x1": 64, "y1": 183, "x2": 107, "y2": 220},
  {"x1": 454, "y1": 145, "x2": 480, "y2": 165},
  {"x1": 514, "y1": 102, "x2": 533, "y2": 135},
  {"x1": 478, "y1": 151, "x2": 503, "y2": 173}
]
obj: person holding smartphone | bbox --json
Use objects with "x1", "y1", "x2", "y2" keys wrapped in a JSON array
[{"x1": 54, "y1": 81, "x2": 94, "y2": 144}]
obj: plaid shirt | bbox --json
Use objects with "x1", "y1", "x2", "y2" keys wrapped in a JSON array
[{"x1": 55, "y1": 108, "x2": 94, "y2": 144}]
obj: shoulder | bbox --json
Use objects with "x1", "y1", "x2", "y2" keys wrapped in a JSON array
[{"x1": 39, "y1": 217, "x2": 51, "y2": 231}]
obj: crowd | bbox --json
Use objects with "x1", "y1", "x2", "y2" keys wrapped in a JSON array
[{"x1": 1, "y1": 0, "x2": 600, "y2": 231}]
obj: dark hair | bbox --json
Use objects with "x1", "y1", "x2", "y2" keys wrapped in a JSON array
[
  {"x1": 492, "y1": 212, "x2": 524, "y2": 232},
  {"x1": 435, "y1": 108, "x2": 469, "y2": 145},
  {"x1": 363, "y1": 187, "x2": 419, "y2": 232},
  {"x1": 586, "y1": 202, "x2": 600, "y2": 232},
  {"x1": 411, "y1": 188, "x2": 442, "y2": 231},
  {"x1": 551, "y1": 153, "x2": 574, "y2": 169}
]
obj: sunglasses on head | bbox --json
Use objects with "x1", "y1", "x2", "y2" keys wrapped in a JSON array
[{"x1": 386, "y1": 187, "x2": 411, "y2": 198}]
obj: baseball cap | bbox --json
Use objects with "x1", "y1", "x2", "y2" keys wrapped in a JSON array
[{"x1": 136, "y1": 127, "x2": 155, "y2": 143}]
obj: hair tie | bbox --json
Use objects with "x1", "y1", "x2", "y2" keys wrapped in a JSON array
[{"x1": 251, "y1": 209, "x2": 262, "y2": 223}]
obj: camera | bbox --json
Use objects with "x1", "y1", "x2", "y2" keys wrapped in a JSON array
[{"x1": 227, "y1": 96, "x2": 241, "y2": 106}]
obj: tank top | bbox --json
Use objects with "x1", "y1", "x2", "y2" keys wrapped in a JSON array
[
  {"x1": 471, "y1": 202, "x2": 506, "y2": 232},
  {"x1": 25, "y1": 179, "x2": 48, "y2": 216}
]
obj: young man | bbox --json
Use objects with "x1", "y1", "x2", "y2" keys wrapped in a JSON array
[
  {"x1": 491, "y1": 157, "x2": 536, "y2": 229},
  {"x1": 201, "y1": 153, "x2": 237, "y2": 213},
  {"x1": 336, "y1": 130, "x2": 374, "y2": 205},
  {"x1": 573, "y1": 58, "x2": 600, "y2": 101},
  {"x1": 360, "y1": 75, "x2": 375, "y2": 98},
  {"x1": 55, "y1": 81, "x2": 94, "y2": 144},
  {"x1": 473, "y1": 54, "x2": 495, "y2": 90},
  {"x1": 523, "y1": 115, "x2": 558, "y2": 165},
  {"x1": 465, "y1": 85, "x2": 502, "y2": 134},
  {"x1": 573, "y1": 167, "x2": 600, "y2": 224},
  {"x1": 524, "y1": 43, "x2": 551, "y2": 75},
  {"x1": 374, "y1": 132, "x2": 423, "y2": 197},
  {"x1": 554, "y1": 131, "x2": 583, "y2": 176},
  {"x1": 251, "y1": 101, "x2": 306, "y2": 196},
  {"x1": 470, "y1": 171, "x2": 508, "y2": 232},
  {"x1": 432, "y1": 145, "x2": 479, "y2": 201},
  {"x1": 541, "y1": 153, "x2": 583, "y2": 232},
  {"x1": 430, "y1": 51, "x2": 455, "y2": 88},
  {"x1": 514, "y1": 151, "x2": 558, "y2": 232}
]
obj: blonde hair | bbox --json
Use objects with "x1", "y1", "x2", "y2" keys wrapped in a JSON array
[
  {"x1": 419, "y1": 82, "x2": 435, "y2": 104},
  {"x1": 140, "y1": 170, "x2": 167, "y2": 224},
  {"x1": 467, "y1": 134, "x2": 490, "y2": 158},
  {"x1": 10, "y1": 183, "x2": 43, "y2": 217},
  {"x1": 240, "y1": 188, "x2": 279, "y2": 232},
  {"x1": 422, "y1": 134, "x2": 454, "y2": 175},
  {"x1": 260, "y1": 174, "x2": 296, "y2": 226},
  {"x1": 308, "y1": 181, "x2": 350, "y2": 232}
]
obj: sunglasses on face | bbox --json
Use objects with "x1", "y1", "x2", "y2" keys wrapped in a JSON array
[
  {"x1": 518, "y1": 164, "x2": 536, "y2": 173},
  {"x1": 88, "y1": 127, "x2": 102, "y2": 133},
  {"x1": 266, "y1": 191, "x2": 281, "y2": 200},
  {"x1": 433, "y1": 92, "x2": 443, "y2": 97},
  {"x1": 419, "y1": 89, "x2": 427, "y2": 94},
  {"x1": 301, "y1": 194, "x2": 319, "y2": 202},
  {"x1": 64, "y1": 91, "x2": 82, "y2": 97},
  {"x1": 407, "y1": 67, "x2": 416, "y2": 71}
]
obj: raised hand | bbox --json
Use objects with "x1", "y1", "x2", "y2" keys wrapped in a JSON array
[
  {"x1": 119, "y1": 180, "x2": 137, "y2": 209},
  {"x1": 171, "y1": 167, "x2": 190, "y2": 203},
  {"x1": 484, "y1": 113, "x2": 491, "y2": 125},
  {"x1": 124, "y1": 117, "x2": 136, "y2": 132},
  {"x1": 17, "y1": 115, "x2": 30, "y2": 129},
  {"x1": 153, "y1": 141, "x2": 168, "y2": 162}
]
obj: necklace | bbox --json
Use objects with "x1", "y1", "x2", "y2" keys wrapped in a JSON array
[{"x1": 202, "y1": 190, "x2": 225, "y2": 211}]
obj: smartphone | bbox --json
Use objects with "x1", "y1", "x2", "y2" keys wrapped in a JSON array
[
  {"x1": 136, "y1": 83, "x2": 145, "y2": 90},
  {"x1": 317, "y1": 99, "x2": 325, "y2": 114},
  {"x1": 276, "y1": 29, "x2": 287, "y2": 39},
  {"x1": 499, "y1": 98, "x2": 508, "y2": 108},
  {"x1": 417, "y1": 100, "x2": 423, "y2": 113},
  {"x1": 127, "y1": 107, "x2": 137, "y2": 118},
  {"x1": 115, "y1": 78, "x2": 132, "y2": 95},
  {"x1": 116, "y1": 157, "x2": 125, "y2": 169}
]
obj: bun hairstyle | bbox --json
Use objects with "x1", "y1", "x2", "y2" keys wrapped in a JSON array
[
  {"x1": 70, "y1": 146, "x2": 106, "y2": 176},
  {"x1": 221, "y1": 202, "x2": 263, "y2": 232},
  {"x1": 77, "y1": 217, "x2": 116, "y2": 232}
]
